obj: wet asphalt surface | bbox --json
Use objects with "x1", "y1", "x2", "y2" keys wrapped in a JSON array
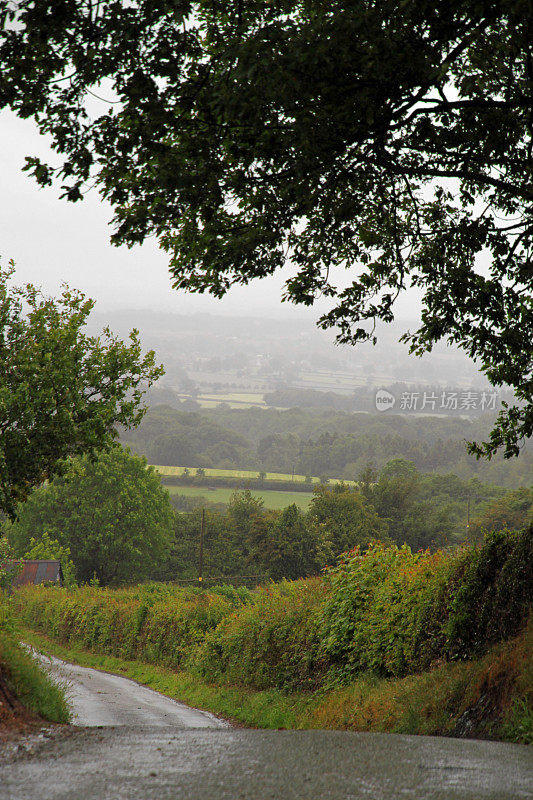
[
  {"x1": 0, "y1": 654, "x2": 531, "y2": 800},
  {"x1": 28, "y1": 651, "x2": 225, "y2": 728}
]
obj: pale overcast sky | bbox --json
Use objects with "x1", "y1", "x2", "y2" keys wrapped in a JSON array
[{"x1": 2, "y1": 109, "x2": 423, "y2": 321}]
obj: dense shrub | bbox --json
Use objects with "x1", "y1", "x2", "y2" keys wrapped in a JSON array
[
  {"x1": 445, "y1": 526, "x2": 533, "y2": 658},
  {"x1": 319, "y1": 543, "x2": 455, "y2": 679},
  {"x1": 320, "y1": 525, "x2": 533, "y2": 680},
  {"x1": 195, "y1": 579, "x2": 328, "y2": 691}
]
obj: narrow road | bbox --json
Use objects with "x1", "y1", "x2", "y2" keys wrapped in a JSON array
[
  {"x1": 0, "y1": 653, "x2": 531, "y2": 800},
  {"x1": 30, "y1": 651, "x2": 224, "y2": 728}
]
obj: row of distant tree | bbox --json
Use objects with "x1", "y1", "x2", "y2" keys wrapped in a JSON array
[
  {"x1": 3, "y1": 448, "x2": 531, "y2": 586},
  {"x1": 165, "y1": 461, "x2": 532, "y2": 582},
  {"x1": 121, "y1": 405, "x2": 533, "y2": 489}
]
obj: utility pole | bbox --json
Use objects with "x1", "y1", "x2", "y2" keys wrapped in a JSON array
[
  {"x1": 199, "y1": 507, "x2": 205, "y2": 584},
  {"x1": 467, "y1": 495, "x2": 470, "y2": 537}
]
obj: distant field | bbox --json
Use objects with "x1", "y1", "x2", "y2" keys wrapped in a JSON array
[
  {"x1": 297, "y1": 370, "x2": 362, "y2": 385},
  {"x1": 201, "y1": 392, "x2": 266, "y2": 404},
  {"x1": 295, "y1": 370, "x2": 395, "y2": 392},
  {"x1": 175, "y1": 392, "x2": 266, "y2": 409},
  {"x1": 166, "y1": 485, "x2": 314, "y2": 510},
  {"x1": 153, "y1": 465, "x2": 318, "y2": 482},
  {"x1": 152, "y1": 465, "x2": 357, "y2": 486}
]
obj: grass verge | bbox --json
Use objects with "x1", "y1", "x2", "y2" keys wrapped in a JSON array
[
  {"x1": 0, "y1": 597, "x2": 70, "y2": 732},
  {"x1": 21, "y1": 623, "x2": 532, "y2": 742},
  {"x1": 0, "y1": 637, "x2": 70, "y2": 726},
  {"x1": 312, "y1": 622, "x2": 532, "y2": 742}
]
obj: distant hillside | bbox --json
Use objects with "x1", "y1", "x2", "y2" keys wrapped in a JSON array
[
  {"x1": 121, "y1": 406, "x2": 251, "y2": 469},
  {"x1": 120, "y1": 405, "x2": 532, "y2": 488},
  {"x1": 88, "y1": 307, "x2": 486, "y2": 411}
]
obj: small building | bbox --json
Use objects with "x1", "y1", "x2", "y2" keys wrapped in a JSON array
[{"x1": 8, "y1": 560, "x2": 64, "y2": 590}]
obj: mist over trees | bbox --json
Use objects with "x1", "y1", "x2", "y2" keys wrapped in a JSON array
[
  {"x1": 121, "y1": 405, "x2": 532, "y2": 489},
  {"x1": 0, "y1": 1, "x2": 531, "y2": 596},
  {"x1": 1, "y1": 4, "x2": 532, "y2": 765}
]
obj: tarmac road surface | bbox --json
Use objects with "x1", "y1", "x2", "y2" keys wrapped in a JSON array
[
  {"x1": 29, "y1": 650, "x2": 225, "y2": 728},
  {"x1": 0, "y1": 653, "x2": 531, "y2": 800}
]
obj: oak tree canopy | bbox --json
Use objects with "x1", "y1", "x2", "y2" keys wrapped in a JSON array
[{"x1": 0, "y1": 1, "x2": 531, "y2": 457}]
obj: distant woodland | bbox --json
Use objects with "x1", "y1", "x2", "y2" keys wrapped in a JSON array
[{"x1": 121, "y1": 404, "x2": 532, "y2": 489}]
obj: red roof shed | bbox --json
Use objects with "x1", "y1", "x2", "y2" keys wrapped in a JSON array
[{"x1": 8, "y1": 560, "x2": 64, "y2": 589}]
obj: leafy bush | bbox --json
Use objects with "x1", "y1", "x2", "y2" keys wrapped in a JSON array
[
  {"x1": 320, "y1": 525, "x2": 532, "y2": 680},
  {"x1": 445, "y1": 526, "x2": 533, "y2": 658},
  {"x1": 195, "y1": 579, "x2": 328, "y2": 691},
  {"x1": 319, "y1": 543, "x2": 454, "y2": 679},
  {"x1": 0, "y1": 536, "x2": 20, "y2": 590},
  {"x1": 23, "y1": 532, "x2": 76, "y2": 587}
]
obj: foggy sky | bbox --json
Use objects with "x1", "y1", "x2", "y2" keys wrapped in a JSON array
[{"x1": 2, "y1": 109, "x2": 424, "y2": 323}]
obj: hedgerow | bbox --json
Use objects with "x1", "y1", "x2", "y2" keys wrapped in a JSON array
[
  {"x1": 15, "y1": 582, "x2": 253, "y2": 670},
  {"x1": 194, "y1": 579, "x2": 328, "y2": 690},
  {"x1": 319, "y1": 542, "x2": 454, "y2": 679},
  {"x1": 320, "y1": 525, "x2": 532, "y2": 681},
  {"x1": 14, "y1": 526, "x2": 532, "y2": 694}
]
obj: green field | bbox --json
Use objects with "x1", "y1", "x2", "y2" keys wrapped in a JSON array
[
  {"x1": 175, "y1": 392, "x2": 267, "y2": 409},
  {"x1": 152, "y1": 465, "x2": 356, "y2": 486},
  {"x1": 166, "y1": 485, "x2": 314, "y2": 509}
]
